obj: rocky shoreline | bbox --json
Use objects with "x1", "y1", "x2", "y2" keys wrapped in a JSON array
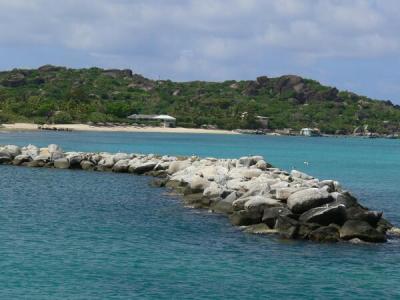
[{"x1": 0, "y1": 143, "x2": 398, "y2": 243}]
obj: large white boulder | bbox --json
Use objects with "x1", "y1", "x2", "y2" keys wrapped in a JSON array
[{"x1": 287, "y1": 188, "x2": 333, "y2": 214}]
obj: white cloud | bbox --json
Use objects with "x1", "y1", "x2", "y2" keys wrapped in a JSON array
[{"x1": 0, "y1": 0, "x2": 399, "y2": 101}]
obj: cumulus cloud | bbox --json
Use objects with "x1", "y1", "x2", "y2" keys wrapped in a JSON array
[{"x1": 0, "y1": 0, "x2": 399, "y2": 101}]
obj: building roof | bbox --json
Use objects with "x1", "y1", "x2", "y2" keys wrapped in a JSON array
[{"x1": 127, "y1": 114, "x2": 176, "y2": 121}]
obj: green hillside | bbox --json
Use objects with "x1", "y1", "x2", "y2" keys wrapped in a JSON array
[{"x1": 0, "y1": 65, "x2": 399, "y2": 134}]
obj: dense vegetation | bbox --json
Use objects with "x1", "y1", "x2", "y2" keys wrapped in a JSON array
[{"x1": 0, "y1": 65, "x2": 399, "y2": 134}]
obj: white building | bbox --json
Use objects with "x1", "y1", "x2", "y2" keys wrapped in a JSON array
[
  {"x1": 127, "y1": 114, "x2": 176, "y2": 127},
  {"x1": 300, "y1": 128, "x2": 321, "y2": 137}
]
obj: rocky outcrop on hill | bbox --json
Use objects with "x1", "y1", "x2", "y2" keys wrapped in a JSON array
[{"x1": 0, "y1": 143, "x2": 397, "y2": 244}]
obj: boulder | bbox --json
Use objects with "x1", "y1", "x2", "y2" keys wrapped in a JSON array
[
  {"x1": 167, "y1": 160, "x2": 191, "y2": 174},
  {"x1": 189, "y1": 175, "x2": 210, "y2": 193},
  {"x1": 243, "y1": 223, "x2": 278, "y2": 234},
  {"x1": 203, "y1": 182, "x2": 223, "y2": 198},
  {"x1": 54, "y1": 158, "x2": 70, "y2": 169},
  {"x1": 132, "y1": 162, "x2": 157, "y2": 174},
  {"x1": 211, "y1": 192, "x2": 237, "y2": 213},
  {"x1": 98, "y1": 156, "x2": 115, "y2": 168},
  {"x1": 308, "y1": 225, "x2": 340, "y2": 242},
  {"x1": 13, "y1": 154, "x2": 31, "y2": 165},
  {"x1": 275, "y1": 216, "x2": 299, "y2": 239},
  {"x1": 255, "y1": 160, "x2": 268, "y2": 170},
  {"x1": 3, "y1": 145, "x2": 21, "y2": 157},
  {"x1": 275, "y1": 187, "x2": 297, "y2": 200},
  {"x1": 346, "y1": 206, "x2": 382, "y2": 227},
  {"x1": 287, "y1": 188, "x2": 333, "y2": 214},
  {"x1": 244, "y1": 196, "x2": 281, "y2": 213},
  {"x1": 112, "y1": 159, "x2": 130, "y2": 172},
  {"x1": 80, "y1": 160, "x2": 95, "y2": 170},
  {"x1": 339, "y1": 220, "x2": 386, "y2": 243},
  {"x1": 330, "y1": 191, "x2": 358, "y2": 208},
  {"x1": 48, "y1": 144, "x2": 64, "y2": 160},
  {"x1": 229, "y1": 210, "x2": 262, "y2": 226},
  {"x1": 113, "y1": 152, "x2": 130, "y2": 162},
  {"x1": 0, "y1": 151, "x2": 12, "y2": 163},
  {"x1": 290, "y1": 169, "x2": 313, "y2": 180},
  {"x1": 262, "y1": 206, "x2": 292, "y2": 228},
  {"x1": 299, "y1": 204, "x2": 347, "y2": 226},
  {"x1": 22, "y1": 144, "x2": 40, "y2": 159}
]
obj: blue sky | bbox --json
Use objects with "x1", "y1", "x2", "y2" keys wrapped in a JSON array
[{"x1": 0, "y1": 0, "x2": 399, "y2": 103}]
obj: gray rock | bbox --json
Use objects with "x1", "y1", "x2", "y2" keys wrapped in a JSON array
[
  {"x1": 290, "y1": 169, "x2": 313, "y2": 180},
  {"x1": 80, "y1": 160, "x2": 95, "y2": 170},
  {"x1": 112, "y1": 159, "x2": 130, "y2": 172},
  {"x1": 299, "y1": 204, "x2": 347, "y2": 226},
  {"x1": 54, "y1": 158, "x2": 70, "y2": 169},
  {"x1": 244, "y1": 196, "x2": 281, "y2": 213},
  {"x1": 132, "y1": 162, "x2": 157, "y2": 174},
  {"x1": 275, "y1": 187, "x2": 297, "y2": 200},
  {"x1": 0, "y1": 151, "x2": 12, "y2": 163},
  {"x1": 3, "y1": 145, "x2": 21, "y2": 157},
  {"x1": 262, "y1": 206, "x2": 292, "y2": 228},
  {"x1": 346, "y1": 206, "x2": 382, "y2": 227},
  {"x1": 243, "y1": 223, "x2": 278, "y2": 234},
  {"x1": 167, "y1": 160, "x2": 191, "y2": 174},
  {"x1": 189, "y1": 175, "x2": 210, "y2": 193},
  {"x1": 287, "y1": 188, "x2": 333, "y2": 214},
  {"x1": 22, "y1": 144, "x2": 40, "y2": 159},
  {"x1": 229, "y1": 210, "x2": 262, "y2": 226},
  {"x1": 275, "y1": 216, "x2": 299, "y2": 239},
  {"x1": 339, "y1": 220, "x2": 386, "y2": 243},
  {"x1": 211, "y1": 192, "x2": 237, "y2": 213},
  {"x1": 308, "y1": 225, "x2": 340, "y2": 242},
  {"x1": 13, "y1": 154, "x2": 31, "y2": 165},
  {"x1": 330, "y1": 191, "x2": 358, "y2": 208}
]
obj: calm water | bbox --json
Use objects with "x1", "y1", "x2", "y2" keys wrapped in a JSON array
[{"x1": 0, "y1": 131, "x2": 399, "y2": 299}]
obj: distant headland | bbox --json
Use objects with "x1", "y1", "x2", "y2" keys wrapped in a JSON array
[{"x1": 0, "y1": 65, "x2": 399, "y2": 137}]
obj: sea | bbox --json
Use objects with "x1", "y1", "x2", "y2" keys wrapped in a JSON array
[{"x1": 0, "y1": 131, "x2": 399, "y2": 299}]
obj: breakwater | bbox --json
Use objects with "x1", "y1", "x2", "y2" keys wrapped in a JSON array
[{"x1": 0, "y1": 143, "x2": 396, "y2": 243}]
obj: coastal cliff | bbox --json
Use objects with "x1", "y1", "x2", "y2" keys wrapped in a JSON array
[{"x1": 0, "y1": 143, "x2": 397, "y2": 243}]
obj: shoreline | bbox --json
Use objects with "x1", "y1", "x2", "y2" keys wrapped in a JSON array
[
  {"x1": 0, "y1": 123, "x2": 239, "y2": 135},
  {"x1": 0, "y1": 143, "x2": 396, "y2": 244}
]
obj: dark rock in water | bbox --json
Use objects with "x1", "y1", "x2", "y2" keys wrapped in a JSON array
[
  {"x1": 376, "y1": 218, "x2": 393, "y2": 234},
  {"x1": 346, "y1": 206, "x2": 382, "y2": 227},
  {"x1": 309, "y1": 226, "x2": 340, "y2": 242},
  {"x1": 275, "y1": 216, "x2": 299, "y2": 239},
  {"x1": 287, "y1": 188, "x2": 333, "y2": 214},
  {"x1": 144, "y1": 170, "x2": 168, "y2": 178},
  {"x1": 211, "y1": 192, "x2": 237, "y2": 214},
  {"x1": 243, "y1": 223, "x2": 278, "y2": 234},
  {"x1": 297, "y1": 222, "x2": 320, "y2": 239},
  {"x1": 229, "y1": 210, "x2": 262, "y2": 226},
  {"x1": 299, "y1": 204, "x2": 347, "y2": 226},
  {"x1": 183, "y1": 193, "x2": 211, "y2": 208},
  {"x1": 262, "y1": 206, "x2": 292, "y2": 228},
  {"x1": 339, "y1": 220, "x2": 386, "y2": 243},
  {"x1": 150, "y1": 178, "x2": 168, "y2": 188}
]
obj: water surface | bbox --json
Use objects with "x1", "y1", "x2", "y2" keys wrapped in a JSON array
[{"x1": 0, "y1": 131, "x2": 399, "y2": 299}]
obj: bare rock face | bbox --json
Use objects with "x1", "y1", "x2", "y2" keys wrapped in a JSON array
[
  {"x1": 287, "y1": 188, "x2": 333, "y2": 214},
  {"x1": 54, "y1": 158, "x2": 70, "y2": 169}
]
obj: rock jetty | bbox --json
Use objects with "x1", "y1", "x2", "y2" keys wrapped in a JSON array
[{"x1": 0, "y1": 143, "x2": 397, "y2": 243}]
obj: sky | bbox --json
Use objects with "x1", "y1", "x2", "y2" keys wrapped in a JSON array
[{"x1": 0, "y1": 0, "x2": 399, "y2": 103}]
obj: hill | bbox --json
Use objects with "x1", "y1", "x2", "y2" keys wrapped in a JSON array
[{"x1": 0, "y1": 65, "x2": 399, "y2": 134}]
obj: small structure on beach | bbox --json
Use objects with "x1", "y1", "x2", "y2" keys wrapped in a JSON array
[
  {"x1": 300, "y1": 128, "x2": 321, "y2": 137},
  {"x1": 127, "y1": 114, "x2": 176, "y2": 127},
  {"x1": 256, "y1": 116, "x2": 269, "y2": 129}
]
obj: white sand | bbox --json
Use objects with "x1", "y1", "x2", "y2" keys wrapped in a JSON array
[{"x1": 1, "y1": 123, "x2": 239, "y2": 135}]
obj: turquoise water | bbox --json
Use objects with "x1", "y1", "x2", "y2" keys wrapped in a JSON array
[{"x1": 0, "y1": 131, "x2": 399, "y2": 299}]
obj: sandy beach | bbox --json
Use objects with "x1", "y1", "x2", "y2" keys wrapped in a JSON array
[{"x1": 0, "y1": 123, "x2": 239, "y2": 135}]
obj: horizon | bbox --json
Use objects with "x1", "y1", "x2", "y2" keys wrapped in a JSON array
[{"x1": 0, "y1": 0, "x2": 399, "y2": 104}]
